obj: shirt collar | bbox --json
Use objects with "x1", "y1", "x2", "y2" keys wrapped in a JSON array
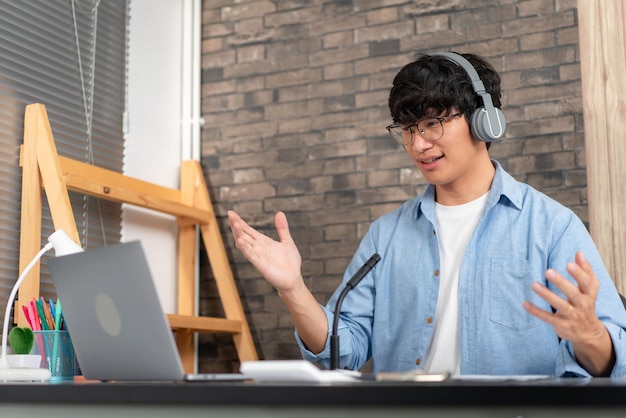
[{"x1": 415, "y1": 159, "x2": 523, "y2": 220}]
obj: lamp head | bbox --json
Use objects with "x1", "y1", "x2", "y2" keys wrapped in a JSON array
[{"x1": 47, "y1": 230, "x2": 83, "y2": 256}]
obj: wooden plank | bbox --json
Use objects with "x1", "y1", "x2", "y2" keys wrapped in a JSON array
[
  {"x1": 176, "y1": 330, "x2": 195, "y2": 373},
  {"x1": 32, "y1": 104, "x2": 80, "y2": 243},
  {"x1": 176, "y1": 224, "x2": 197, "y2": 373},
  {"x1": 177, "y1": 225, "x2": 197, "y2": 316},
  {"x1": 58, "y1": 156, "x2": 211, "y2": 224},
  {"x1": 167, "y1": 314, "x2": 242, "y2": 334},
  {"x1": 177, "y1": 162, "x2": 200, "y2": 373},
  {"x1": 16, "y1": 105, "x2": 45, "y2": 327},
  {"x1": 578, "y1": 0, "x2": 626, "y2": 293}
]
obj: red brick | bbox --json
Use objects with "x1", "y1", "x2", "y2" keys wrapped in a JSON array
[{"x1": 221, "y1": 1, "x2": 276, "y2": 21}]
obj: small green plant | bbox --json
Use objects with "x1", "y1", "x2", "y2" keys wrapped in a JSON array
[{"x1": 8, "y1": 327, "x2": 35, "y2": 354}]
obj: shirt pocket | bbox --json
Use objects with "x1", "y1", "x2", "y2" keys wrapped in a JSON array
[{"x1": 489, "y1": 257, "x2": 544, "y2": 331}]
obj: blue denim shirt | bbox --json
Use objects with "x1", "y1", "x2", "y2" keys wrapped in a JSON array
[{"x1": 297, "y1": 161, "x2": 626, "y2": 377}]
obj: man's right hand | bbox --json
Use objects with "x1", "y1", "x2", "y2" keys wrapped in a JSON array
[
  {"x1": 228, "y1": 210, "x2": 303, "y2": 293},
  {"x1": 228, "y1": 210, "x2": 330, "y2": 353}
]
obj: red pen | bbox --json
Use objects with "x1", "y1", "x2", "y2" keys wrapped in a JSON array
[
  {"x1": 30, "y1": 299, "x2": 41, "y2": 331},
  {"x1": 22, "y1": 305, "x2": 33, "y2": 329}
]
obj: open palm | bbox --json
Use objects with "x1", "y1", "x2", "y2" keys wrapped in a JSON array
[{"x1": 228, "y1": 210, "x2": 302, "y2": 292}]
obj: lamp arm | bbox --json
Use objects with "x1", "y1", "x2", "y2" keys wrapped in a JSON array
[{"x1": 0, "y1": 242, "x2": 53, "y2": 366}]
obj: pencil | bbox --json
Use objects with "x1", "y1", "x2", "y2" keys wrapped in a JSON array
[{"x1": 42, "y1": 298, "x2": 55, "y2": 330}]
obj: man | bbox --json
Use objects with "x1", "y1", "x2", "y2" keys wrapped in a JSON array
[{"x1": 228, "y1": 52, "x2": 626, "y2": 377}]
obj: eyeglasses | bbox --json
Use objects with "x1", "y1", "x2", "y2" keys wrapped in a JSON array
[{"x1": 386, "y1": 113, "x2": 463, "y2": 145}]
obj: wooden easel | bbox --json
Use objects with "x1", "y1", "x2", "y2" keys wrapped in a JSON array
[{"x1": 16, "y1": 103, "x2": 258, "y2": 372}]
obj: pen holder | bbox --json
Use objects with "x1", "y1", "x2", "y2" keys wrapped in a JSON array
[{"x1": 30, "y1": 330, "x2": 77, "y2": 381}]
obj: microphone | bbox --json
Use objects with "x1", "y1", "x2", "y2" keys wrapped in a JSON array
[{"x1": 330, "y1": 253, "x2": 381, "y2": 370}]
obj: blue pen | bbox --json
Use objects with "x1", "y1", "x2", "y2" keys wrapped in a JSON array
[
  {"x1": 49, "y1": 298, "x2": 56, "y2": 319},
  {"x1": 54, "y1": 299, "x2": 63, "y2": 331},
  {"x1": 51, "y1": 298, "x2": 63, "y2": 375}
]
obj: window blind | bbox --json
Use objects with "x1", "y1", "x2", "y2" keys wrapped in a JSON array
[{"x1": 0, "y1": 0, "x2": 128, "y2": 327}]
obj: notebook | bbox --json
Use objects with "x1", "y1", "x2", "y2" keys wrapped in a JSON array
[{"x1": 47, "y1": 240, "x2": 243, "y2": 381}]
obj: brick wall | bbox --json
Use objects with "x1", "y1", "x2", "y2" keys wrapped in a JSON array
[{"x1": 198, "y1": 0, "x2": 583, "y2": 372}]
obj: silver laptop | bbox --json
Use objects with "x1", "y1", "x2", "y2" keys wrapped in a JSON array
[{"x1": 47, "y1": 241, "x2": 186, "y2": 381}]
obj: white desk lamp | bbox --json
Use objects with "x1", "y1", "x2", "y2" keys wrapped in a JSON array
[{"x1": 0, "y1": 230, "x2": 83, "y2": 381}]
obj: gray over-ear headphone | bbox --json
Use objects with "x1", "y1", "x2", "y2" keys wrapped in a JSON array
[{"x1": 433, "y1": 52, "x2": 506, "y2": 142}]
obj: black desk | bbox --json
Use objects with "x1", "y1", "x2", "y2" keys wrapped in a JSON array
[{"x1": 1, "y1": 378, "x2": 626, "y2": 417}]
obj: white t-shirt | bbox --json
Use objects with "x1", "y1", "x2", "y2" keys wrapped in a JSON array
[{"x1": 423, "y1": 193, "x2": 488, "y2": 375}]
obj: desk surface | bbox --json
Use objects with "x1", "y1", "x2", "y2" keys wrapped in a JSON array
[
  {"x1": 2, "y1": 378, "x2": 626, "y2": 417},
  {"x1": 2, "y1": 377, "x2": 626, "y2": 405}
]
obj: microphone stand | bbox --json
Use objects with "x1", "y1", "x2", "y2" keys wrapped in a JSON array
[{"x1": 330, "y1": 253, "x2": 380, "y2": 370}]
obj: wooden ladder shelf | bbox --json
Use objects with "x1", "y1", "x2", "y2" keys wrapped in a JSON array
[{"x1": 16, "y1": 103, "x2": 257, "y2": 372}]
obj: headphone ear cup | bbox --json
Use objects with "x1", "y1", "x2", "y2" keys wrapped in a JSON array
[{"x1": 470, "y1": 107, "x2": 506, "y2": 142}]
